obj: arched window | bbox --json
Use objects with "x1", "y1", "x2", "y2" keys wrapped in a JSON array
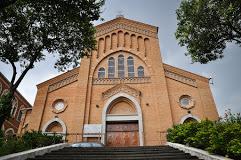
[
  {"x1": 1, "y1": 89, "x2": 9, "y2": 96},
  {"x1": 118, "y1": 55, "x2": 125, "y2": 78},
  {"x1": 0, "y1": 82, "x2": 2, "y2": 94},
  {"x1": 98, "y1": 67, "x2": 105, "y2": 78},
  {"x1": 137, "y1": 66, "x2": 144, "y2": 77},
  {"x1": 5, "y1": 128, "x2": 15, "y2": 136},
  {"x1": 108, "y1": 57, "x2": 115, "y2": 78},
  {"x1": 17, "y1": 110, "x2": 23, "y2": 121},
  {"x1": 127, "y1": 56, "x2": 134, "y2": 77},
  {"x1": 11, "y1": 98, "x2": 18, "y2": 117}
]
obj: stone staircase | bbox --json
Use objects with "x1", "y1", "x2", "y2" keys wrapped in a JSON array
[{"x1": 28, "y1": 145, "x2": 201, "y2": 160}]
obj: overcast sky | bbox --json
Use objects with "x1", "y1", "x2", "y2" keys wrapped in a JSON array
[{"x1": 0, "y1": 0, "x2": 240, "y2": 116}]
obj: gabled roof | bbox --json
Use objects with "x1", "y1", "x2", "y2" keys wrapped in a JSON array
[
  {"x1": 37, "y1": 67, "x2": 79, "y2": 88},
  {"x1": 95, "y1": 17, "x2": 158, "y2": 38},
  {"x1": 96, "y1": 16, "x2": 158, "y2": 31},
  {"x1": 0, "y1": 72, "x2": 32, "y2": 108}
]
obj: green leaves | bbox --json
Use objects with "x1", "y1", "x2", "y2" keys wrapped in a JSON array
[
  {"x1": 0, "y1": 0, "x2": 104, "y2": 71},
  {"x1": 0, "y1": 131, "x2": 63, "y2": 156},
  {"x1": 176, "y1": 0, "x2": 241, "y2": 63},
  {"x1": 167, "y1": 112, "x2": 241, "y2": 159},
  {"x1": 0, "y1": 0, "x2": 104, "y2": 129}
]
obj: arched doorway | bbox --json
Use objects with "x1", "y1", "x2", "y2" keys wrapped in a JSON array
[{"x1": 102, "y1": 93, "x2": 144, "y2": 146}]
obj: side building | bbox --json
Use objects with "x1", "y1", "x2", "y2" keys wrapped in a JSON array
[{"x1": 0, "y1": 72, "x2": 32, "y2": 135}]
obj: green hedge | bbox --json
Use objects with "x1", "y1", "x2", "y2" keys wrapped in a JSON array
[
  {"x1": 167, "y1": 111, "x2": 241, "y2": 159},
  {"x1": 0, "y1": 131, "x2": 63, "y2": 156}
]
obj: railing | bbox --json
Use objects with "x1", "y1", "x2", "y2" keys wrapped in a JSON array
[
  {"x1": 44, "y1": 132, "x2": 104, "y2": 143},
  {"x1": 4, "y1": 131, "x2": 168, "y2": 145}
]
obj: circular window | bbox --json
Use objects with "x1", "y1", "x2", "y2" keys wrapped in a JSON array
[
  {"x1": 54, "y1": 101, "x2": 64, "y2": 111},
  {"x1": 52, "y1": 99, "x2": 67, "y2": 113},
  {"x1": 179, "y1": 95, "x2": 194, "y2": 109},
  {"x1": 180, "y1": 97, "x2": 190, "y2": 107}
]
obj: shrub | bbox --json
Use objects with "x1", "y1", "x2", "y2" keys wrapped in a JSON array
[
  {"x1": 167, "y1": 121, "x2": 198, "y2": 144},
  {"x1": 167, "y1": 111, "x2": 241, "y2": 159},
  {"x1": 0, "y1": 137, "x2": 29, "y2": 156},
  {"x1": 0, "y1": 130, "x2": 63, "y2": 156},
  {"x1": 22, "y1": 131, "x2": 63, "y2": 148},
  {"x1": 185, "y1": 120, "x2": 214, "y2": 149}
]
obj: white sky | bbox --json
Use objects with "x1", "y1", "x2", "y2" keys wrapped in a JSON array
[{"x1": 0, "y1": 0, "x2": 241, "y2": 116}]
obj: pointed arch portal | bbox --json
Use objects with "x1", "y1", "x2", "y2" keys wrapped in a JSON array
[{"x1": 102, "y1": 92, "x2": 144, "y2": 146}]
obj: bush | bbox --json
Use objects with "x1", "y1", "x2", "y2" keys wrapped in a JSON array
[
  {"x1": 0, "y1": 138, "x2": 29, "y2": 156},
  {"x1": 22, "y1": 131, "x2": 63, "y2": 148},
  {"x1": 0, "y1": 130, "x2": 63, "y2": 156},
  {"x1": 167, "y1": 111, "x2": 241, "y2": 159}
]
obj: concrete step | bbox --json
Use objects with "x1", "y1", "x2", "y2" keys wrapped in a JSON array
[
  {"x1": 48, "y1": 150, "x2": 184, "y2": 155},
  {"x1": 27, "y1": 145, "x2": 201, "y2": 160}
]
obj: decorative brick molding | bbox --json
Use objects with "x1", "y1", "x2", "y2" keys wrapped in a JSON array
[
  {"x1": 102, "y1": 84, "x2": 141, "y2": 99},
  {"x1": 165, "y1": 70, "x2": 197, "y2": 87},
  {"x1": 93, "y1": 77, "x2": 151, "y2": 85},
  {"x1": 96, "y1": 23, "x2": 157, "y2": 38},
  {"x1": 48, "y1": 74, "x2": 78, "y2": 92}
]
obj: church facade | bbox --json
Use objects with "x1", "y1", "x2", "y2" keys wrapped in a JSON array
[{"x1": 21, "y1": 17, "x2": 219, "y2": 146}]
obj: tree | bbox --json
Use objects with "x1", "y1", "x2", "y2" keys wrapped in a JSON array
[
  {"x1": 176, "y1": 0, "x2": 241, "y2": 63},
  {"x1": 0, "y1": 0, "x2": 17, "y2": 9},
  {"x1": 0, "y1": 0, "x2": 104, "y2": 128}
]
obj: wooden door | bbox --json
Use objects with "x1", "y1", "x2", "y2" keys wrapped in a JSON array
[{"x1": 106, "y1": 122, "x2": 139, "y2": 147}]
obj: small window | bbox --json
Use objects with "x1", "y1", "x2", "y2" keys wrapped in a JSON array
[
  {"x1": 108, "y1": 57, "x2": 115, "y2": 78},
  {"x1": 0, "y1": 82, "x2": 2, "y2": 94},
  {"x1": 98, "y1": 67, "x2": 105, "y2": 78},
  {"x1": 137, "y1": 66, "x2": 144, "y2": 77},
  {"x1": 118, "y1": 55, "x2": 125, "y2": 78},
  {"x1": 5, "y1": 128, "x2": 15, "y2": 136},
  {"x1": 11, "y1": 98, "x2": 18, "y2": 117},
  {"x1": 1, "y1": 89, "x2": 9, "y2": 96},
  {"x1": 127, "y1": 56, "x2": 134, "y2": 77},
  {"x1": 17, "y1": 110, "x2": 23, "y2": 121}
]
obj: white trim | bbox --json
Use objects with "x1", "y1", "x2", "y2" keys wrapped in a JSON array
[
  {"x1": 101, "y1": 92, "x2": 144, "y2": 146},
  {"x1": 5, "y1": 128, "x2": 15, "y2": 135},
  {"x1": 106, "y1": 115, "x2": 139, "y2": 121},
  {"x1": 167, "y1": 142, "x2": 233, "y2": 160},
  {"x1": 42, "y1": 117, "x2": 67, "y2": 136},
  {"x1": 0, "y1": 143, "x2": 69, "y2": 160},
  {"x1": 180, "y1": 114, "x2": 201, "y2": 124}
]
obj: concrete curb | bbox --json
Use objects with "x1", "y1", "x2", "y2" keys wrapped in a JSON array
[
  {"x1": 167, "y1": 142, "x2": 233, "y2": 160},
  {"x1": 0, "y1": 143, "x2": 69, "y2": 160}
]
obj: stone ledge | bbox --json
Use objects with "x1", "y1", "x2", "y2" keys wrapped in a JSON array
[
  {"x1": 0, "y1": 143, "x2": 69, "y2": 160},
  {"x1": 167, "y1": 142, "x2": 233, "y2": 160}
]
